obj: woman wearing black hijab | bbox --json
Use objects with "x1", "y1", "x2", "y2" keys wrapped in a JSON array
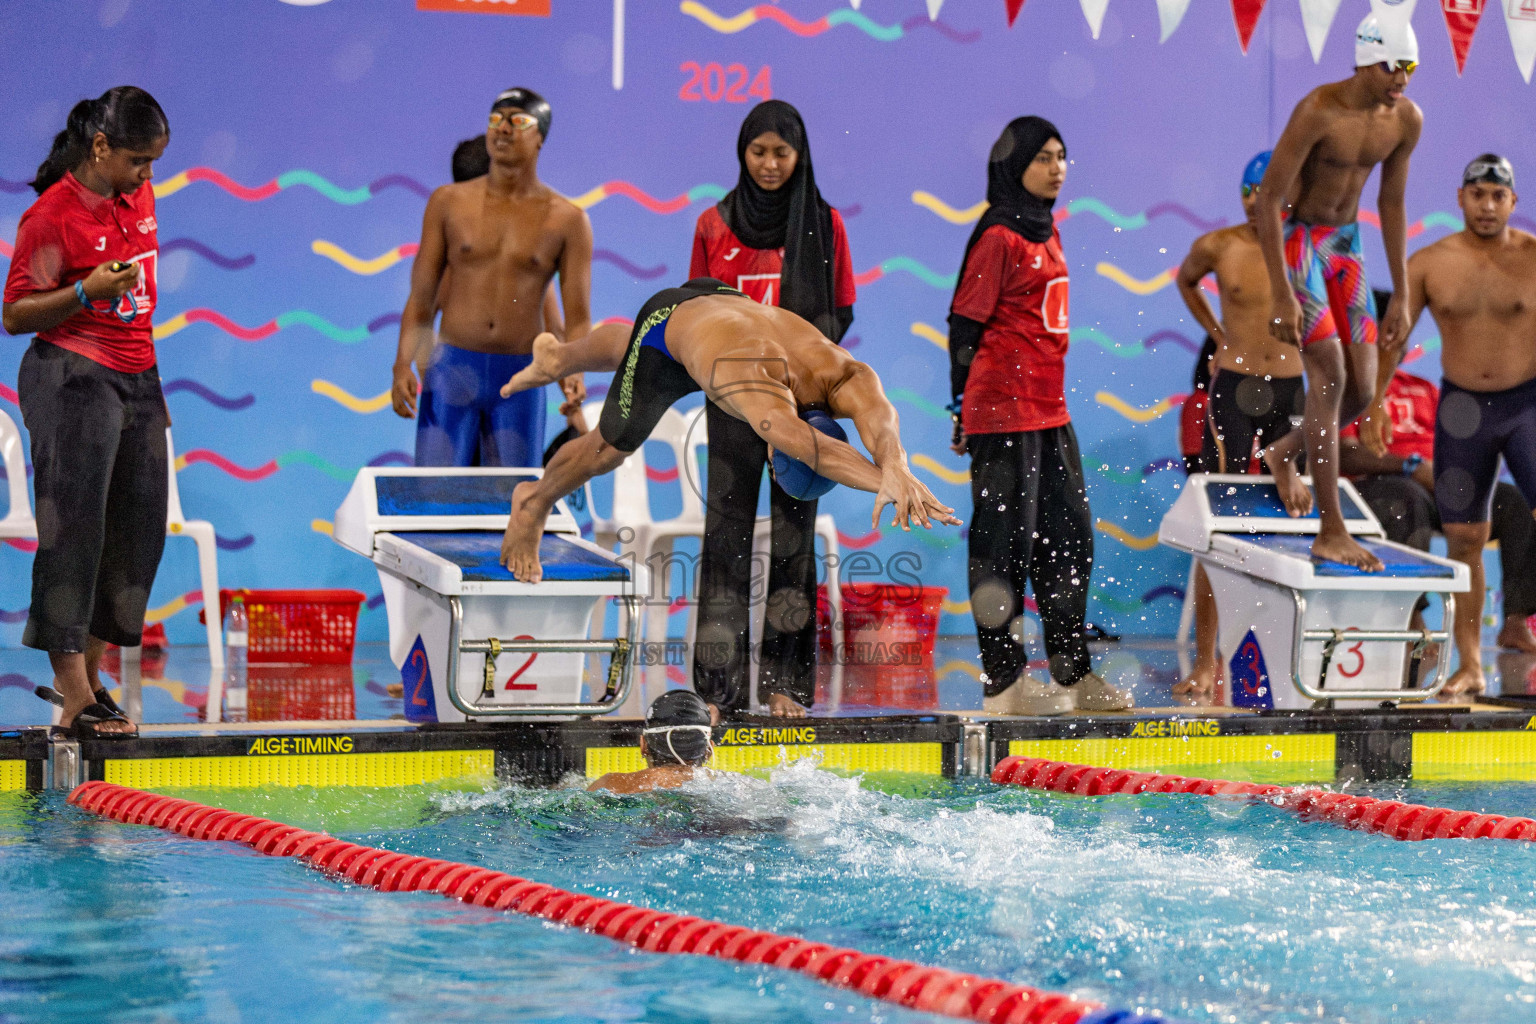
[
  {"x1": 949, "y1": 116, "x2": 1131, "y2": 717},
  {"x1": 690, "y1": 100, "x2": 857, "y2": 718}
]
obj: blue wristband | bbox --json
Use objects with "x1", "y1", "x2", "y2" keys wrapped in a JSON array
[
  {"x1": 1402, "y1": 453, "x2": 1423, "y2": 476},
  {"x1": 74, "y1": 279, "x2": 90, "y2": 309}
]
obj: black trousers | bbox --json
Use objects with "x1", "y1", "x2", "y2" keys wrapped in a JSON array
[
  {"x1": 692, "y1": 400, "x2": 819, "y2": 710},
  {"x1": 967, "y1": 425, "x2": 1094, "y2": 694},
  {"x1": 1354, "y1": 474, "x2": 1536, "y2": 617},
  {"x1": 17, "y1": 340, "x2": 168, "y2": 652}
]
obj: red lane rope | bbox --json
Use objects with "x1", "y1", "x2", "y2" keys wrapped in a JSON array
[
  {"x1": 992, "y1": 757, "x2": 1536, "y2": 843},
  {"x1": 67, "y1": 782, "x2": 1172, "y2": 1024}
]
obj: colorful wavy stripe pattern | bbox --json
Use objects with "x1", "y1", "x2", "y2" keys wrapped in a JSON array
[
  {"x1": 854, "y1": 257, "x2": 956, "y2": 289},
  {"x1": 1095, "y1": 390, "x2": 1186, "y2": 423},
  {"x1": 571, "y1": 181, "x2": 725, "y2": 213},
  {"x1": 312, "y1": 239, "x2": 666, "y2": 279},
  {"x1": 161, "y1": 238, "x2": 255, "y2": 270},
  {"x1": 152, "y1": 167, "x2": 430, "y2": 203},
  {"x1": 911, "y1": 192, "x2": 1226, "y2": 230},
  {"x1": 155, "y1": 308, "x2": 397, "y2": 343},
  {"x1": 678, "y1": 1, "x2": 979, "y2": 42},
  {"x1": 174, "y1": 449, "x2": 411, "y2": 482},
  {"x1": 1095, "y1": 456, "x2": 1183, "y2": 486},
  {"x1": 163, "y1": 379, "x2": 255, "y2": 411},
  {"x1": 311, "y1": 380, "x2": 391, "y2": 413}
]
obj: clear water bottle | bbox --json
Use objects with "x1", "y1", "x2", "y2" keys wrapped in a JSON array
[{"x1": 223, "y1": 596, "x2": 248, "y2": 722}]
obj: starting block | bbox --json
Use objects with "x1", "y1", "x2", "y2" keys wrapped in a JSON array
[
  {"x1": 334, "y1": 468, "x2": 645, "y2": 722},
  {"x1": 1160, "y1": 474, "x2": 1469, "y2": 708}
]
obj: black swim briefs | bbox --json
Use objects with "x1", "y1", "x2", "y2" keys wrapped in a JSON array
[
  {"x1": 598, "y1": 278, "x2": 744, "y2": 453},
  {"x1": 1200, "y1": 369, "x2": 1303, "y2": 474},
  {"x1": 1433, "y1": 375, "x2": 1536, "y2": 524}
]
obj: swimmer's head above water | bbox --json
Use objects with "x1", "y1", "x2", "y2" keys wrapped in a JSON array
[
  {"x1": 589, "y1": 691, "x2": 715, "y2": 793},
  {"x1": 641, "y1": 690, "x2": 714, "y2": 767}
]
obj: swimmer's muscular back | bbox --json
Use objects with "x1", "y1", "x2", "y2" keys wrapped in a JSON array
[
  {"x1": 1285, "y1": 83, "x2": 1422, "y2": 226},
  {"x1": 1410, "y1": 229, "x2": 1536, "y2": 391},
  {"x1": 1187, "y1": 225, "x2": 1298, "y2": 378},
  {"x1": 420, "y1": 177, "x2": 591, "y2": 355},
  {"x1": 664, "y1": 295, "x2": 856, "y2": 411}
]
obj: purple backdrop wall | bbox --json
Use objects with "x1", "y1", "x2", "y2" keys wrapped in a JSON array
[{"x1": 1, "y1": 0, "x2": 1532, "y2": 645}]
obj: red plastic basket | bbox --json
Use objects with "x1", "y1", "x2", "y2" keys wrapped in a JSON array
[
  {"x1": 817, "y1": 583, "x2": 947, "y2": 666},
  {"x1": 208, "y1": 589, "x2": 365, "y2": 665},
  {"x1": 248, "y1": 665, "x2": 357, "y2": 721}
]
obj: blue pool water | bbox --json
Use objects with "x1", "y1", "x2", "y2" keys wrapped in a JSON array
[{"x1": 4, "y1": 764, "x2": 1536, "y2": 1024}]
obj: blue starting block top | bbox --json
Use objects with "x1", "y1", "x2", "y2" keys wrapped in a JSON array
[
  {"x1": 1205, "y1": 480, "x2": 1369, "y2": 521},
  {"x1": 392, "y1": 531, "x2": 630, "y2": 583},
  {"x1": 1242, "y1": 533, "x2": 1456, "y2": 578},
  {"x1": 376, "y1": 475, "x2": 537, "y2": 518}
]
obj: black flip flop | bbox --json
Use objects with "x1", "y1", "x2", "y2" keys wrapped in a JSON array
[
  {"x1": 37, "y1": 687, "x2": 139, "y2": 739},
  {"x1": 35, "y1": 684, "x2": 127, "y2": 717}
]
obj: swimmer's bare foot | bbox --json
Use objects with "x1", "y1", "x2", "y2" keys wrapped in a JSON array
[
  {"x1": 385, "y1": 681, "x2": 404, "y2": 698},
  {"x1": 499, "y1": 480, "x2": 547, "y2": 582},
  {"x1": 499, "y1": 332, "x2": 564, "y2": 398},
  {"x1": 766, "y1": 693, "x2": 808, "y2": 718},
  {"x1": 1172, "y1": 659, "x2": 1220, "y2": 706},
  {"x1": 1264, "y1": 447, "x2": 1313, "y2": 517},
  {"x1": 1311, "y1": 527, "x2": 1384, "y2": 572},
  {"x1": 1439, "y1": 664, "x2": 1486, "y2": 699},
  {"x1": 1497, "y1": 615, "x2": 1536, "y2": 653}
]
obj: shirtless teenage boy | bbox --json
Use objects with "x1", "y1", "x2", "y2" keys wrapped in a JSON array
[
  {"x1": 496, "y1": 279, "x2": 960, "y2": 582},
  {"x1": 1174, "y1": 151, "x2": 1304, "y2": 698},
  {"x1": 1255, "y1": 15, "x2": 1424, "y2": 572},
  {"x1": 1402, "y1": 154, "x2": 1536, "y2": 696},
  {"x1": 392, "y1": 88, "x2": 591, "y2": 468}
]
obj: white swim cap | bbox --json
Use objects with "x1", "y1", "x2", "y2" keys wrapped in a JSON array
[{"x1": 1355, "y1": 12, "x2": 1419, "y2": 69}]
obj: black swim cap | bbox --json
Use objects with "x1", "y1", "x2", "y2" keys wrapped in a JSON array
[
  {"x1": 1463, "y1": 153, "x2": 1514, "y2": 189},
  {"x1": 491, "y1": 87, "x2": 551, "y2": 140},
  {"x1": 643, "y1": 690, "x2": 713, "y2": 766}
]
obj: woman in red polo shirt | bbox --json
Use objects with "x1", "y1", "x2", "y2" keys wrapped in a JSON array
[
  {"x1": 948, "y1": 116, "x2": 1130, "y2": 717},
  {"x1": 2, "y1": 86, "x2": 170, "y2": 739},
  {"x1": 690, "y1": 100, "x2": 856, "y2": 718}
]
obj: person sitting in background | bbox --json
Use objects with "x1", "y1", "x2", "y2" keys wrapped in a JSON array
[
  {"x1": 1340, "y1": 298, "x2": 1536, "y2": 674},
  {"x1": 589, "y1": 691, "x2": 716, "y2": 793}
]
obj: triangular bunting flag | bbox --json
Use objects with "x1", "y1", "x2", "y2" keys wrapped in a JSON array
[
  {"x1": 1506, "y1": 0, "x2": 1536, "y2": 82},
  {"x1": 1156, "y1": 0, "x2": 1193, "y2": 41},
  {"x1": 1232, "y1": 0, "x2": 1269, "y2": 52},
  {"x1": 1441, "y1": 0, "x2": 1487, "y2": 74},
  {"x1": 1299, "y1": 0, "x2": 1345, "y2": 61},
  {"x1": 927, "y1": 0, "x2": 945, "y2": 18},
  {"x1": 1080, "y1": 0, "x2": 1110, "y2": 38},
  {"x1": 1005, "y1": 0, "x2": 1025, "y2": 27}
]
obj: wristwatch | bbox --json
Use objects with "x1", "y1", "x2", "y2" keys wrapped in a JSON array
[{"x1": 1401, "y1": 453, "x2": 1423, "y2": 477}]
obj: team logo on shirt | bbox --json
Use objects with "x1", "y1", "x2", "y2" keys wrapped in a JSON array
[
  {"x1": 1042, "y1": 276, "x2": 1069, "y2": 333},
  {"x1": 136, "y1": 216, "x2": 157, "y2": 234},
  {"x1": 736, "y1": 273, "x2": 779, "y2": 306}
]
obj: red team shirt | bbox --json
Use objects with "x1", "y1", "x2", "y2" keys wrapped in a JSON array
[
  {"x1": 690, "y1": 206, "x2": 857, "y2": 313},
  {"x1": 1341, "y1": 369, "x2": 1437, "y2": 463},
  {"x1": 3, "y1": 172, "x2": 159, "y2": 373},
  {"x1": 951, "y1": 224, "x2": 1071, "y2": 434}
]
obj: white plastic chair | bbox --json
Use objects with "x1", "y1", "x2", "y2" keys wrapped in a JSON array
[
  {"x1": 0, "y1": 412, "x2": 222, "y2": 666},
  {"x1": 0, "y1": 410, "x2": 36, "y2": 540},
  {"x1": 164, "y1": 428, "x2": 224, "y2": 668}
]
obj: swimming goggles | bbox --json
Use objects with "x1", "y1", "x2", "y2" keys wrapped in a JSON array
[
  {"x1": 642, "y1": 724, "x2": 713, "y2": 765},
  {"x1": 74, "y1": 279, "x2": 138, "y2": 324},
  {"x1": 1375, "y1": 59, "x2": 1418, "y2": 75},
  {"x1": 1463, "y1": 157, "x2": 1515, "y2": 189},
  {"x1": 1241, "y1": 183, "x2": 1261, "y2": 198},
  {"x1": 488, "y1": 111, "x2": 540, "y2": 132}
]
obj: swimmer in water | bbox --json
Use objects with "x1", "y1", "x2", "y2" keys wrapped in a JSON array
[{"x1": 589, "y1": 691, "x2": 716, "y2": 793}]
